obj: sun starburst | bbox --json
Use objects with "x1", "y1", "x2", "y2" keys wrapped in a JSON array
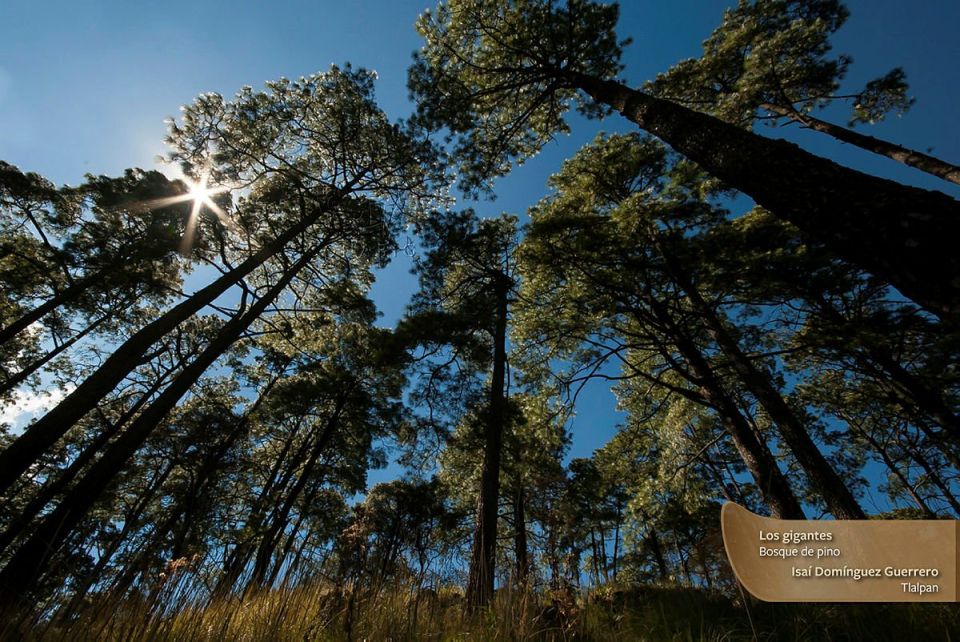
[
  {"x1": 127, "y1": 171, "x2": 237, "y2": 256},
  {"x1": 179, "y1": 172, "x2": 232, "y2": 255}
]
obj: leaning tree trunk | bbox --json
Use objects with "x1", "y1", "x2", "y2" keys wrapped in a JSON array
[
  {"x1": 0, "y1": 266, "x2": 112, "y2": 347},
  {"x1": 760, "y1": 102, "x2": 960, "y2": 186},
  {"x1": 245, "y1": 395, "x2": 346, "y2": 594},
  {"x1": 0, "y1": 366, "x2": 175, "y2": 557},
  {"x1": 825, "y1": 312, "x2": 960, "y2": 446},
  {"x1": 646, "y1": 295, "x2": 806, "y2": 519},
  {"x1": 663, "y1": 253, "x2": 866, "y2": 519},
  {"x1": 0, "y1": 313, "x2": 110, "y2": 397},
  {"x1": 0, "y1": 194, "x2": 343, "y2": 497},
  {"x1": 0, "y1": 242, "x2": 325, "y2": 606},
  {"x1": 570, "y1": 73, "x2": 960, "y2": 321},
  {"x1": 466, "y1": 274, "x2": 510, "y2": 609}
]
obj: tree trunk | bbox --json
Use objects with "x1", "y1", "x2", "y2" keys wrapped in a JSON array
[
  {"x1": 0, "y1": 313, "x2": 109, "y2": 397},
  {"x1": 571, "y1": 74, "x2": 960, "y2": 320},
  {"x1": 60, "y1": 458, "x2": 176, "y2": 621},
  {"x1": 215, "y1": 422, "x2": 305, "y2": 597},
  {"x1": 0, "y1": 267, "x2": 110, "y2": 347},
  {"x1": 0, "y1": 243, "x2": 324, "y2": 604},
  {"x1": 852, "y1": 423, "x2": 936, "y2": 518},
  {"x1": 466, "y1": 274, "x2": 510, "y2": 609},
  {"x1": 646, "y1": 295, "x2": 806, "y2": 519},
  {"x1": 611, "y1": 509, "x2": 621, "y2": 582},
  {"x1": 513, "y1": 484, "x2": 529, "y2": 589},
  {"x1": 665, "y1": 256, "x2": 865, "y2": 519},
  {"x1": 0, "y1": 367, "x2": 173, "y2": 557},
  {"x1": 246, "y1": 396, "x2": 345, "y2": 594},
  {"x1": 760, "y1": 102, "x2": 960, "y2": 186},
  {"x1": 908, "y1": 445, "x2": 960, "y2": 517},
  {"x1": 0, "y1": 196, "x2": 342, "y2": 497},
  {"x1": 809, "y1": 294, "x2": 960, "y2": 444},
  {"x1": 646, "y1": 528, "x2": 669, "y2": 582}
]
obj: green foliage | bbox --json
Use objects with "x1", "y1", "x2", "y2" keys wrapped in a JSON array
[
  {"x1": 647, "y1": 0, "x2": 914, "y2": 128},
  {"x1": 410, "y1": 0, "x2": 626, "y2": 194}
]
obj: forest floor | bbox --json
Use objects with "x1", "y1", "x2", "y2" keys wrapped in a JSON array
[{"x1": 9, "y1": 583, "x2": 960, "y2": 641}]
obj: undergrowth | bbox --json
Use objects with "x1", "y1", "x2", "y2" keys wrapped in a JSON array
[{"x1": 6, "y1": 583, "x2": 960, "y2": 641}]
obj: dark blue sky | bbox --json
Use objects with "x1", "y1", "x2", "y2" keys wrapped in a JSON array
[{"x1": 2, "y1": 1, "x2": 958, "y2": 505}]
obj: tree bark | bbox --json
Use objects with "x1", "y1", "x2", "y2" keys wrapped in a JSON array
[
  {"x1": 0, "y1": 267, "x2": 110, "y2": 347},
  {"x1": 760, "y1": 102, "x2": 960, "y2": 186},
  {"x1": 853, "y1": 424, "x2": 936, "y2": 518},
  {"x1": 513, "y1": 483, "x2": 529, "y2": 589},
  {"x1": 908, "y1": 445, "x2": 960, "y2": 517},
  {"x1": 466, "y1": 274, "x2": 510, "y2": 609},
  {"x1": 0, "y1": 313, "x2": 112, "y2": 399},
  {"x1": 0, "y1": 368, "x2": 173, "y2": 557},
  {"x1": 571, "y1": 74, "x2": 960, "y2": 321},
  {"x1": 808, "y1": 294, "x2": 960, "y2": 444},
  {"x1": 246, "y1": 395, "x2": 345, "y2": 594}
]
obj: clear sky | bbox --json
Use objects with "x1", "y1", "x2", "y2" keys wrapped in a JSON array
[{"x1": 2, "y1": 0, "x2": 959, "y2": 506}]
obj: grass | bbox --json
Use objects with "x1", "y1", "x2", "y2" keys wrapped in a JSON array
[{"x1": 6, "y1": 582, "x2": 960, "y2": 641}]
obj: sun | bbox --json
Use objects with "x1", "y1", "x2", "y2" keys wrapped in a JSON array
[
  {"x1": 188, "y1": 174, "x2": 215, "y2": 202},
  {"x1": 124, "y1": 170, "x2": 238, "y2": 256},
  {"x1": 180, "y1": 172, "x2": 232, "y2": 255}
]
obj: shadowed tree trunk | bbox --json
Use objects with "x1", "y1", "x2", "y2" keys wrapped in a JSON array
[
  {"x1": 513, "y1": 483, "x2": 529, "y2": 588},
  {"x1": 645, "y1": 295, "x2": 806, "y2": 520},
  {"x1": 662, "y1": 252, "x2": 865, "y2": 519},
  {"x1": 466, "y1": 274, "x2": 510, "y2": 609},
  {"x1": 0, "y1": 267, "x2": 114, "y2": 347},
  {"x1": 0, "y1": 242, "x2": 326, "y2": 605},
  {"x1": 0, "y1": 366, "x2": 176, "y2": 557},
  {"x1": 245, "y1": 394, "x2": 347, "y2": 594},
  {"x1": 570, "y1": 73, "x2": 960, "y2": 321}
]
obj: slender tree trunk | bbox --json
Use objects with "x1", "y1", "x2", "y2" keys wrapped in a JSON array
[
  {"x1": 589, "y1": 530, "x2": 601, "y2": 585},
  {"x1": 646, "y1": 529, "x2": 669, "y2": 582},
  {"x1": 665, "y1": 257, "x2": 865, "y2": 519},
  {"x1": 872, "y1": 355, "x2": 960, "y2": 444},
  {"x1": 0, "y1": 368, "x2": 173, "y2": 556},
  {"x1": 246, "y1": 397, "x2": 345, "y2": 594},
  {"x1": 810, "y1": 295, "x2": 960, "y2": 444},
  {"x1": 547, "y1": 523, "x2": 560, "y2": 589},
  {"x1": 612, "y1": 509, "x2": 621, "y2": 582},
  {"x1": 598, "y1": 525, "x2": 609, "y2": 583},
  {"x1": 60, "y1": 458, "x2": 176, "y2": 620},
  {"x1": 513, "y1": 483, "x2": 529, "y2": 589},
  {"x1": 0, "y1": 267, "x2": 110, "y2": 347},
  {"x1": 215, "y1": 423, "x2": 304, "y2": 597},
  {"x1": 145, "y1": 369, "x2": 287, "y2": 578},
  {"x1": 674, "y1": 535, "x2": 692, "y2": 585},
  {"x1": 266, "y1": 500, "x2": 314, "y2": 589},
  {"x1": 646, "y1": 296, "x2": 806, "y2": 519},
  {"x1": 0, "y1": 196, "x2": 342, "y2": 497},
  {"x1": 0, "y1": 313, "x2": 109, "y2": 397},
  {"x1": 466, "y1": 275, "x2": 510, "y2": 609},
  {"x1": 760, "y1": 102, "x2": 960, "y2": 186},
  {"x1": 0, "y1": 243, "x2": 324, "y2": 605},
  {"x1": 853, "y1": 425, "x2": 936, "y2": 518},
  {"x1": 571, "y1": 73, "x2": 960, "y2": 320},
  {"x1": 908, "y1": 446, "x2": 960, "y2": 517}
]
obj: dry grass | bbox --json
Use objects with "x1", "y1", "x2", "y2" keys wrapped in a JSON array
[{"x1": 6, "y1": 582, "x2": 960, "y2": 641}]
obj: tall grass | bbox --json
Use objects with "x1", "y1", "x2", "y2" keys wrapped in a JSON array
[{"x1": 7, "y1": 581, "x2": 960, "y2": 641}]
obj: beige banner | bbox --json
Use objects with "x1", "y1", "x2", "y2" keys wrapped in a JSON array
[{"x1": 721, "y1": 502, "x2": 958, "y2": 602}]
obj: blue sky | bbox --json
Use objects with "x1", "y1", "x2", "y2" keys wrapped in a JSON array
[{"x1": 2, "y1": 0, "x2": 959, "y2": 495}]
